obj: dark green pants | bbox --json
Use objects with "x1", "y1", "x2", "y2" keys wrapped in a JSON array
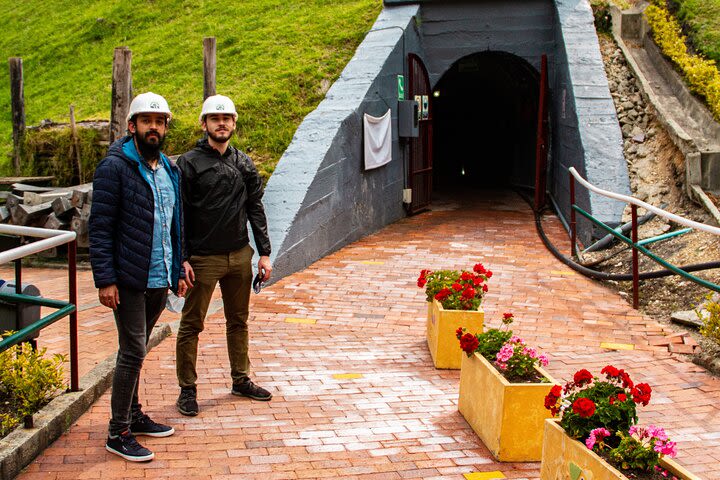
[{"x1": 176, "y1": 245, "x2": 253, "y2": 388}]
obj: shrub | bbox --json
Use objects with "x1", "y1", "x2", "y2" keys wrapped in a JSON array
[
  {"x1": 0, "y1": 337, "x2": 66, "y2": 429},
  {"x1": 696, "y1": 294, "x2": 720, "y2": 343},
  {"x1": 646, "y1": 1, "x2": 720, "y2": 120}
]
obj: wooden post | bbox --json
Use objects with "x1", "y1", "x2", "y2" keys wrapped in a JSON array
[
  {"x1": 69, "y1": 105, "x2": 82, "y2": 184},
  {"x1": 9, "y1": 57, "x2": 25, "y2": 176},
  {"x1": 203, "y1": 37, "x2": 217, "y2": 100},
  {"x1": 110, "y1": 47, "x2": 132, "y2": 144}
]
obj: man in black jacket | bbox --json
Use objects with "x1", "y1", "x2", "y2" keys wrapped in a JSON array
[
  {"x1": 175, "y1": 94, "x2": 273, "y2": 417},
  {"x1": 90, "y1": 92, "x2": 187, "y2": 462}
]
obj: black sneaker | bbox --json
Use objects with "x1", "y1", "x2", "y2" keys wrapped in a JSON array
[
  {"x1": 176, "y1": 386, "x2": 199, "y2": 416},
  {"x1": 231, "y1": 378, "x2": 272, "y2": 401},
  {"x1": 106, "y1": 430, "x2": 154, "y2": 462},
  {"x1": 129, "y1": 414, "x2": 175, "y2": 437}
]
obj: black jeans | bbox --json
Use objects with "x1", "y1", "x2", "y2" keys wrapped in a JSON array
[{"x1": 109, "y1": 286, "x2": 167, "y2": 436}]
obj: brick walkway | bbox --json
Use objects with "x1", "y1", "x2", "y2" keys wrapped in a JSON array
[{"x1": 9, "y1": 190, "x2": 720, "y2": 479}]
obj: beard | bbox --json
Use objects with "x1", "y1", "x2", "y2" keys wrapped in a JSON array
[
  {"x1": 207, "y1": 128, "x2": 234, "y2": 144},
  {"x1": 135, "y1": 130, "x2": 166, "y2": 159}
]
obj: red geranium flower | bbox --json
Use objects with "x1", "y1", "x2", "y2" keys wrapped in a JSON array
[
  {"x1": 473, "y1": 263, "x2": 486, "y2": 274},
  {"x1": 455, "y1": 327, "x2": 464, "y2": 340},
  {"x1": 601, "y1": 365, "x2": 619, "y2": 377},
  {"x1": 462, "y1": 287, "x2": 475, "y2": 299},
  {"x1": 434, "y1": 288, "x2": 451, "y2": 301},
  {"x1": 617, "y1": 393, "x2": 627, "y2": 402},
  {"x1": 619, "y1": 370, "x2": 634, "y2": 389},
  {"x1": 486, "y1": 270, "x2": 493, "y2": 278},
  {"x1": 451, "y1": 283, "x2": 463, "y2": 292},
  {"x1": 482, "y1": 284, "x2": 488, "y2": 292},
  {"x1": 632, "y1": 383, "x2": 652, "y2": 406},
  {"x1": 544, "y1": 385, "x2": 563, "y2": 414},
  {"x1": 572, "y1": 397, "x2": 596, "y2": 418},
  {"x1": 573, "y1": 369, "x2": 593, "y2": 386},
  {"x1": 459, "y1": 333, "x2": 479, "y2": 354},
  {"x1": 503, "y1": 313, "x2": 514, "y2": 320}
]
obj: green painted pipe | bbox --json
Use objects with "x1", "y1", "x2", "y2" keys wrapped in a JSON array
[
  {"x1": 637, "y1": 228, "x2": 692, "y2": 246},
  {"x1": 0, "y1": 304, "x2": 76, "y2": 352}
]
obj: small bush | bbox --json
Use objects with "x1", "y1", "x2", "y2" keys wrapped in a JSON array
[
  {"x1": 696, "y1": 294, "x2": 720, "y2": 343},
  {"x1": 0, "y1": 336, "x2": 66, "y2": 435},
  {"x1": 646, "y1": 1, "x2": 720, "y2": 121}
]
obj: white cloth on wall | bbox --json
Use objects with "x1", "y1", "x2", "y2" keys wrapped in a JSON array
[{"x1": 363, "y1": 109, "x2": 392, "y2": 170}]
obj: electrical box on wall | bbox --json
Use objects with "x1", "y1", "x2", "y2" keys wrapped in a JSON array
[{"x1": 398, "y1": 100, "x2": 419, "y2": 138}]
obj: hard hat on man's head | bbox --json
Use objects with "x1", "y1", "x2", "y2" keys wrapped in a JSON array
[
  {"x1": 199, "y1": 94, "x2": 238, "y2": 123},
  {"x1": 126, "y1": 92, "x2": 172, "y2": 124}
]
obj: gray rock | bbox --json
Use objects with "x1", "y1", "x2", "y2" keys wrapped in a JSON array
[{"x1": 671, "y1": 309, "x2": 703, "y2": 328}]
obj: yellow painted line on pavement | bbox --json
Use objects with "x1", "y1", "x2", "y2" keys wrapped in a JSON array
[
  {"x1": 360, "y1": 261, "x2": 385, "y2": 265},
  {"x1": 600, "y1": 342, "x2": 635, "y2": 350},
  {"x1": 464, "y1": 472, "x2": 506, "y2": 480},
  {"x1": 285, "y1": 317, "x2": 317, "y2": 324},
  {"x1": 550, "y1": 270, "x2": 576, "y2": 275},
  {"x1": 333, "y1": 373, "x2": 363, "y2": 380}
]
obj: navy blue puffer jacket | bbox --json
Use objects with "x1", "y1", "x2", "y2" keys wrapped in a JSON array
[{"x1": 89, "y1": 136, "x2": 184, "y2": 292}]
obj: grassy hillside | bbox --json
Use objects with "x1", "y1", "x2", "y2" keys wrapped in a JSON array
[{"x1": 0, "y1": 0, "x2": 382, "y2": 178}]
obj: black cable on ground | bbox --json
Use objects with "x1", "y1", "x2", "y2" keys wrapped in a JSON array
[{"x1": 515, "y1": 188, "x2": 720, "y2": 281}]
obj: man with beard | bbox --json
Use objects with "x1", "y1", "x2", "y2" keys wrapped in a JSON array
[
  {"x1": 175, "y1": 94, "x2": 272, "y2": 417},
  {"x1": 90, "y1": 92, "x2": 187, "y2": 461}
]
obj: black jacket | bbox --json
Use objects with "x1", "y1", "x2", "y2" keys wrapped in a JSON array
[
  {"x1": 89, "y1": 136, "x2": 185, "y2": 291},
  {"x1": 178, "y1": 139, "x2": 271, "y2": 257}
]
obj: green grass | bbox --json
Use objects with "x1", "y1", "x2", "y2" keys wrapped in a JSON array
[
  {"x1": 673, "y1": 0, "x2": 720, "y2": 65},
  {"x1": 0, "y1": 0, "x2": 382, "y2": 179}
]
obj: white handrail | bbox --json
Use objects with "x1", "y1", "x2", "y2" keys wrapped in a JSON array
[
  {"x1": 0, "y1": 224, "x2": 77, "y2": 265},
  {"x1": 569, "y1": 167, "x2": 720, "y2": 236}
]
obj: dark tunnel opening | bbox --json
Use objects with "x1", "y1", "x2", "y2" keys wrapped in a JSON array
[{"x1": 432, "y1": 51, "x2": 541, "y2": 193}]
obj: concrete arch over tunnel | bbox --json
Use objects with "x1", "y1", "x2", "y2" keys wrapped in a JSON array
[{"x1": 432, "y1": 51, "x2": 540, "y2": 191}]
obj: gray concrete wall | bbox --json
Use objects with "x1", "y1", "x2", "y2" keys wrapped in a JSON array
[
  {"x1": 417, "y1": 0, "x2": 556, "y2": 87},
  {"x1": 263, "y1": 5, "x2": 421, "y2": 280},
  {"x1": 552, "y1": 0, "x2": 630, "y2": 241}
]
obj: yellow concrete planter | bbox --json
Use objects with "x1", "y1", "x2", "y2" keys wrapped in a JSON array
[
  {"x1": 426, "y1": 299, "x2": 484, "y2": 369},
  {"x1": 540, "y1": 419, "x2": 702, "y2": 480},
  {"x1": 458, "y1": 352, "x2": 555, "y2": 461}
]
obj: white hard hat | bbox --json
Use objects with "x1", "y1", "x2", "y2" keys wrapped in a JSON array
[
  {"x1": 126, "y1": 92, "x2": 172, "y2": 124},
  {"x1": 199, "y1": 94, "x2": 237, "y2": 122}
]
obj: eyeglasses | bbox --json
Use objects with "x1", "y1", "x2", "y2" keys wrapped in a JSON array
[{"x1": 252, "y1": 272, "x2": 264, "y2": 294}]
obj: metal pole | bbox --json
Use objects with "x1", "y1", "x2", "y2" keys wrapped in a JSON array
[
  {"x1": 631, "y1": 205, "x2": 639, "y2": 309},
  {"x1": 569, "y1": 171, "x2": 577, "y2": 258},
  {"x1": 68, "y1": 240, "x2": 79, "y2": 392},
  {"x1": 534, "y1": 54, "x2": 548, "y2": 211}
]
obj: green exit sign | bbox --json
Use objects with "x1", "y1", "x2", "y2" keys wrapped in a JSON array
[{"x1": 397, "y1": 75, "x2": 405, "y2": 100}]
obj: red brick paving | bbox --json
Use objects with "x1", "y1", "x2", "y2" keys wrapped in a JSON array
[{"x1": 9, "y1": 191, "x2": 720, "y2": 479}]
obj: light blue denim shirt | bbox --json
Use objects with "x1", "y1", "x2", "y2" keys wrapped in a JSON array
[{"x1": 122, "y1": 141, "x2": 176, "y2": 289}]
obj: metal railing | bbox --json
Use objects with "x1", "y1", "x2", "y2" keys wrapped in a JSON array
[
  {"x1": 569, "y1": 167, "x2": 720, "y2": 309},
  {"x1": 0, "y1": 224, "x2": 79, "y2": 392}
]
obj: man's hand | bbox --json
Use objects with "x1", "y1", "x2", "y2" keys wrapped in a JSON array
[
  {"x1": 259, "y1": 255, "x2": 272, "y2": 282},
  {"x1": 177, "y1": 279, "x2": 188, "y2": 297},
  {"x1": 99, "y1": 285, "x2": 120, "y2": 310},
  {"x1": 183, "y1": 261, "x2": 195, "y2": 288}
]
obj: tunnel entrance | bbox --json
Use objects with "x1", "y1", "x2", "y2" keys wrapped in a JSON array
[{"x1": 432, "y1": 52, "x2": 541, "y2": 192}]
